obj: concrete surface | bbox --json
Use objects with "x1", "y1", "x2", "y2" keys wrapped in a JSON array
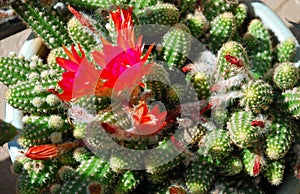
[{"x1": 0, "y1": 1, "x2": 299, "y2": 194}]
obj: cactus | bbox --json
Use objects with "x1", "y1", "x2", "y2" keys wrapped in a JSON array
[
  {"x1": 263, "y1": 160, "x2": 285, "y2": 186},
  {"x1": 233, "y1": 3, "x2": 248, "y2": 28},
  {"x1": 240, "y1": 80, "x2": 273, "y2": 112},
  {"x1": 265, "y1": 118, "x2": 293, "y2": 160},
  {"x1": 242, "y1": 148, "x2": 262, "y2": 177},
  {"x1": 182, "y1": 10, "x2": 207, "y2": 38},
  {"x1": 208, "y1": 12, "x2": 236, "y2": 51},
  {"x1": 276, "y1": 38, "x2": 297, "y2": 62},
  {"x1": 18, "y1": 115, "x2": 70, "y2": 147},
  {"x1": 115, "y1": 170, "x2": 143, "y2": 193},
  {"x1": 280, "y1": 87, "x2": 300, "y2": 119},
  {"x1": 11, "y1": 0, "x2": 72, "y2": 49},
  {"x1": 162, "y1": 24, "x2": 191, "y2": 69},
  {"x1": 185, "y1": 156, "x2": 215, "y2": 194},
  {"x1": 201, "y1": 0, "x2": 238, "y2": 21},
  {"x1": 188, "y1": 71, "x2": 211, "y2": 100},
  {"x1": 227, "y1": 111, "x2": 259, "y2": 148},
  {"x1": 201, "y1": 128, "x2": 233, "y2": 159},
  {"x1": 243, "y1": 19, "x2": 272, "y2": 78},
  {"x1": 60, "y1": 0, "x2": 130, "y2": 10},
  {"x1": 273, "y1": 62, "x2": 299, "y2": 90},
  {"x1": 136, "y1": 3, "x2": 180, "y2": 26},
  {"x1": 58, "y1": 166, "x2": 76, "y2": 181},
  {"x1": 7, "y1": 79, "x2": 63, "y2": 114},
  {"x1": 0, "y1": 55, "x2": 45, "y2": 87},
  {"x1": 218, "y1": 156, "x2": 243, "y2": 176},
  {"x1": 216, "y1": 41, "x2": 250, "y2": 79}
]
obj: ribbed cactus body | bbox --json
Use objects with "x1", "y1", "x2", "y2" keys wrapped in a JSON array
[
  {"x1": 234, "y1": 3, "x2": 247, "y2": 28},
  {"x1": 166, "y1": 84, "x2": 186, "y2": 105},
  {"x1": 11, "y1": 1, "x2": 72, "y2": 49},
  {"x1": 202, "y1": 129, "x2": 232, "y2": 159},
  {"x1": 189, "y1": 71, "x2": 211, "y2": 100},
  {"x1": 19, "y1": 115, "x2": 70, "y2": 147},
  {"x1": 60, "y1": 0, "x2": 129, "y2": 10},
  {"x1": 201, "y1": 0, "x2": 238, "y2": 21},
  {"x1": 58, "y1": 166, "x2": 76, "y2": 181},
  {"x1": 74, "y1": 96, "x2": 111, "y2": 114},
  {"x1": 7, "y1": 79, "x2": 63, "y2": 114},
  {"x1": 240, "y1": 80, "x2": 273, "y2": 112},
  {"x1": 243, "y1": 19, "x2": 272, "y2": 78},
  {"x1": 67, "y1": 16, "x2": 99, "y2": 52},
  {"x1": 183, "y1": 124, "x2": 206, "y2": 146},
  {"x1": 227, "y1": 111, "x2": 259, "y2": 148},
  {"x1": 185, "y1": 156, "x2": 215, "y2": 194},
  {"x1": 145, "y1": 64, "x2": 170, "y2": 102},
  {"x1": 263, "y1": 160, "x2": 285, "y2": 186},
  {"x1": 265, "y1": 119, "x2": 293, "y2": 160},
  {"x1": 162, "y1": 24, "x2": 191, "y2": 69},
  {"x1": 218, "y1": 156, "x2": 243, "y2": 176},
  {"x1": 273, "y1": 62, "x2": 299, "y2": 90},
  {"x1": 0, "y1": 119, "x2": 18, "y2": 146},
  {"x1": 242, "y1": 149, "x2": 261, "y2": 177},
  {"x1": 61, "y1": 156, "x2": 117, "y2": 193},
  {"x1": 17, "y1": 161, "x2": 58, "y2": 194},
  {"x1": 73, "y1": 147, "x2": 92, "y2": 162},
  {"x1": 129, "y1": 0, "x2": 158, "y2": 10},
  {"x1": 136, "y1": 3, "x2": 179, "y2": 26},
  {"x1": 115, "y1": 171, "x2": 143, "y2": 193},
  {"x1": 0, "y1": 56, "x2": 44, "y2": 87},
  {"x1": 47, "y1": 47, "x2": 68, "y2": 72},
  {"x1": 216, "y1": 41, "x2": 250, "y2": 79},
  {"x1": 144, "y1": 139, "x2": 183, "y2": 174},
  {"x1": 280, "y1": 87, "x2": 300, "y2": 119},
  {"x1": 276, "y1": 38, "x2": 297, "y2": 62},
  {"x1": 183, "y1": 11, "x2": 207, "y2": 38},
  {"x1": 209, "y1": 12, "x2": 236, "y2": 51}
]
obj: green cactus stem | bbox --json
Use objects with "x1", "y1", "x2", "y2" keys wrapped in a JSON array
[
  {"x1": 273, "y1": 62, "x2": 299, "y2": 90},
  {"x1": 144, "y1": 139, "x2": 183, "y2": 174},
  {"x1": 208, "y1": 12, "x2": 236, "y2": 51},
  {"x1": 67, "y1": 16, "x2": 99, "y2": 52},
  {"x1": 263, "y1": 160, "x2": 285, "y2": 186},
  {"x1": 185, "y1": 156, "x2": 215, "y2": 194},
  {"x1": 60, "y1": 0, "x2": 129, "y2": 10},
  {"x1": 11, "y1": 0, "x2": 72, "y2": 49},
  {"x1": 233, "y1": 3, "x2": 247, "y2": 28},
  {"x1": 243, "y1": 19, "x2": 272, "y2": 78},
  {"x1": 216, "y1": 41, "x2": 250, "y2": 79},
  {"x1": 162, "y1": 24, "x2": 191, "y2": 70},
  {"x1": 280, "y1": 87, "x2": 300, "y2": 119},
  {"x1": 0, "y1": 119, "x2": 18, "y2": 146},
  {"x1": 61, "y1": 156, "x2": 117, "y2": 193},
  {"x1": 17, "y1": 160, "x2": 58, "y2": 194},
  {"x1": 58, "y1": 166, "x2": 76, "y2": 181},
  {"x1": 129, "y1": 0, "x2": 158, "y2": 11},
  {"x1": 7, "y1": 79, "x2": 63, "y2": 114},
  {"x1": 201, "y1": 0, "x2": 238, "y2": 21},
  {"x1": 136, "y1": 3, "x2": 180, "y2": 26},
  {"x1": 115, "y1": 170, "x2": 143, "y2": 193},
  {"x1": 240, "y1": 80, "x2": 273, "y2": 112},
  {"x1": 276, "y1": 38, "x2": 297, "y2": 63},
  {"x1": 218, "y1": 156, "x2": 243, "y2": 176},
  {"x1": 227, "y1": 111, "x2": 259, "y2": 148},
  {"x1": 265, "y1": 118, "x2": 293, "y2": 160},
  {"x1": 242, "y1": 149, "x2": 262, "y2": 177},
  {"x1": 201, "y1": 128, "x2": 233, "y2": 159},
  {"x1": 0, "y1": 55, "x2": 45, "y2": 87},
  {"x1": 188, "y1": 71, "x2": 211, "y2": 100},
  {"x1": 18, "y1": 115, "x2": 70, "y2": 148},
  {"x1": 182, "y1": 10, "x2": 207, "y2": 38}
]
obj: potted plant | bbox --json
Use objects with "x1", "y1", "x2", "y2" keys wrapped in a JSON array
[{"x1": 1, "y1": 0, "x2": 299, "y2": 193}]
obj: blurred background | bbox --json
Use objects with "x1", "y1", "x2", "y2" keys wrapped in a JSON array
[{"x1": 0, "y1": 0, "x2": 299, "y2": 193}]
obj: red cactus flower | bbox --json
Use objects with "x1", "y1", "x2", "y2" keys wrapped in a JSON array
[
  {"x1": 25, "y1": 142, "x2": 80, "y2": 160},
  {"x1": 110, "y1": 7, "x2": 134, "y2": 32},
  {"x1": 55, "y1": 44, "x2": 110, "y2": 101},
  {"x1": 25, "y1": 144, "x2": 58, "y2": 160},
  {"x1": 126, "y1": 100, "x2": 167, "y2": 136}
]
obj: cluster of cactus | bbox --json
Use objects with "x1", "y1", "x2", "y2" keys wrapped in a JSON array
[{"x1": 1, "y1": 0, "x2": 300, "y2": 193}]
